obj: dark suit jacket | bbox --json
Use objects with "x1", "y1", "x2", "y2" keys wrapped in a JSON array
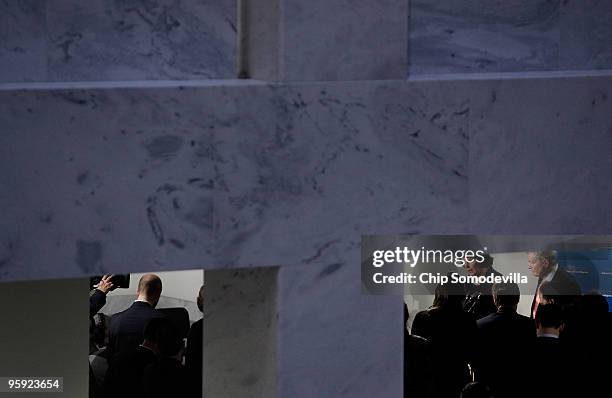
[
  {"x1": 143, "y1": 358, "x2": 188, "y2": 398},
  {"x1": 532, "y1": 336, "x2": 574, "y2": 397},
  {"x1": 89, "y1": 289, "x2": 107, "y2": 317},
  {"x1": 475, "y1": 310, "x2": 535, "y2": 398},
  {"x1": 109, "y1": 301, "x2": 164, "y2": 357},
  {"x1": 185, "y1": 318, "x2": 203, "y2": 398},
  {"x1": 404, "y1": 332, "x2": 433, "y2": 398},
  {"x1": 412, "y1": 306, "x2": 477, "y2": 398},
  {"x1": 104, "y1": 345, "x2": 158, "y2": 398},
  {"x1": 531, "y1": 267, "x2": 581, "y2": 318},
  {"x1": 89, "y1": 289, "x2": 107, "y2": 354}
]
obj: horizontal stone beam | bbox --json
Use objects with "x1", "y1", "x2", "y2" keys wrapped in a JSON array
[{"x1": 1, "y1": 74, "x2": 611, "y2": 281}]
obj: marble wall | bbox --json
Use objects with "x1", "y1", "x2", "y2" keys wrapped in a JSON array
[
  {"x1": 4, "y1": 1, "x2": 611, "y2": 80},
  {"x1": 0, "y1": 79, "x2": 471, "y2": 281},
  {"x1": 203, "y1": 267, "x2": 278, "y2": 398},
  {"x1": 245, "y1": 0, "x2": 407, "y2": 81},
  {"x1": 281, "y1": 0, "x2": 407, "y2": 81},
  {"x1": 1, "y1": 1, "x2": 611, "y2": 397},
  {"x1": 468, "y1": 74, "x2": 612, "y2": 233},
  {"x1": 410, "y1": 0, "x2": 612, "y2": 74},
  {"x1": 2, "y1": 74, "x2": 611, "y2": 280},
  {"x1": 2, "y1": 75, "x2": 610, "y2": 397},
  {"x1": 0, "y1": 278, "x2": 89, "y2": 396},
  {"x1": 560, "y1": 0, "x2": 612, "y2": 70},
  {"x1": 0, "y1": 0, "x2": 236, "y2": 83},
  {"x1": 278, "y1": 257, "x2": 403, "y2": 397}
]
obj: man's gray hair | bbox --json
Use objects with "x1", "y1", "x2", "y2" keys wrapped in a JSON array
[{"x1": 531, "y1": 250, "x2": 557, "y2": 266}]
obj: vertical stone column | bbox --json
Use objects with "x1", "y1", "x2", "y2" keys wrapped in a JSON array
[
  {"x1": 0, "y1": 278, "x2": 89, "y2": 396},
  {"x1": 240, "y1": 1, "x2": 409, "y2": 397},
  {"x1": 203, "y1": 267, "x2": 278, "y2": 397},
  {"x1": 243, "y1": 0, "x2": 408, "y2": 81}
]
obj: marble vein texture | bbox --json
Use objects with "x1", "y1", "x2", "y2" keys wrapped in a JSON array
[
  {"x1": 2, "y1": 74, "x2": 612, "y2": 281},
  {"x1": 203, "y1": 267, "x2": 277, "y2": 398},
  {"x1": 281, "y1": 0, "x2": 408, "y2": 80},
  {"x1": 468, "y1": 75, "x2": 612, "y2": 233},
  {"x1": 278, "y1": 257, "x2": 403, "y2": 397},
  {"x1": 0, "y1": 87, "x2": 217, "y2": 279},
  {"x1": 213, "y1": 80, "x2": 470, "y2": 268},
  {"x1": 0, "y1": 0, "x2": 47, "y2": 82},
  {"x1": 560, "y1": 0, "x2": 612, "y2": 70},
  {"x1": 410, "y1": 0, "x2": 561, "y2": 74},
  {"x1": 0, "y1": 79, "x2": 470, "y2": 281},
  {"x1": 409, "y1": 0, "x2": 612, "y2": 75},
  {"x1": 0, "y1": 0, "x2": 236, "y2": 83}
]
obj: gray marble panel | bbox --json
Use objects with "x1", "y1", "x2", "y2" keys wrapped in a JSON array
[
  {"x1": 0, "y1": 86, "x2": 219, "y2": 280},
  {"x1": 468, "y1": 75, "x2": 612, "y2": 233},
  {"x1": 45, "y1": 0, "x2": 236, "y2": 81},
  {"x1": 278, "y1": 258, "x2": 403, "y2": 397},
  {"x1": 281, "y1": 0, "x2": 408, "y2": 80},
  {"x1": 203, "y1": 267, "x2": 277, "y2": 398},
  {"x1": 0, "y1": 1, "x2": 47, "y2": 82},
  {"x1": 410, "y1": 0, "x2": 560, "y2": 74},
  {"x1": 0, "y1": 278, "x2": 89, "y2": 396},
  {"x1": 560, "y1": 0, "x2": 612, "y2": 70},
  {"x1": 213, "y1": 81, "x2": 470, "y2": 268},
  {"x1": 3, "y1": 74, "x2": 610, "y2": 280}
]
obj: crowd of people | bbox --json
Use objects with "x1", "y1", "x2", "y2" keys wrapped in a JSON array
[
  {"x1": 404, "y1": 251, "x2": 612, "y2": 398},
  {"x1": 88, "y1": 274, "x2": 204, "y2": 398}
]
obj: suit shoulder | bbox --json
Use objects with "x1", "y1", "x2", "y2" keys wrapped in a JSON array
[
  {"x1": 407, "y1": 334, "x2": 430, "y2": 350},
  {"x1": 413, "y1": 309, "x2": 431, "y2": 321},
  {"x1": 110, "y1": 308, "x2": 129, "y2": 320},
  {"x1": 476, "y1": 312, "x2": 498, "y2": 328},
  {"x1": 516, "y1": 313, "x2": 535, "y2": 326},
  {"x1": 554, "y1": 269, "x2": 582, "y2": 294}
]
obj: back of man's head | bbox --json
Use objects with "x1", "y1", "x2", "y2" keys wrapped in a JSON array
[
  {"x1": 481, "y1": 254, "x2": 494, "y2": 270},
  {"x1": 137, "y1": 274, "x2": 162, "y2": 305},
  {"x1": 492, "y1": 282, "x2": 520, "y2": 309},
  {"x1": 433, "y1": 277, "x2": 465, "y2": 309},
  {"x1": 535, "y1": 303, "x2": 562, "y2": 330},
  {"x1": 461, "y1": 382, "x2": 492, "y2": 398},
  {"x1": 197, "y1": 285, "x2": 204, "y2": 312}
]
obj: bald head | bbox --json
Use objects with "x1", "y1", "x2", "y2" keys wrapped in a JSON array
[{"x1": 137, "y1": 274, "x2": 162, "y2": 307}]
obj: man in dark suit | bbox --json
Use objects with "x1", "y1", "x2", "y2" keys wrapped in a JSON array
[
  {"x1": 403, "y1": 304, "x2": 433, "y2": 398},
  {"x1": 108, "y1": 274, "x2": 165, "y2": 357},
  {"x1": 89, "y1": 275, "x2": 115, "y2": 353},
  {"x1": 527, "y1": 250, "x2": 581, "y2": 319},
  {"x1": 474, "y1": 282, "x2": 535, "y2": 398},
  {"x1": 143, "y1": 318, "x2": 188, "y2": 398},
  {"x1": 533, "y1": 303, "x2": 574, "y2": 396},
  {"x1": 185, "y1": 285, "x2": 204, "y2": 398},
  {"x1": 412, "y1": 283, "x2": 476, "y2": 398},
  {"x1": 104, "y1": 317, "x2": 170, "y2": 398}
]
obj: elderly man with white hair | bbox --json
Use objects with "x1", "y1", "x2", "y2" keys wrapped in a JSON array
[{"x1": 527, "y1": 250, "x2": 581, "y2": 319}]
